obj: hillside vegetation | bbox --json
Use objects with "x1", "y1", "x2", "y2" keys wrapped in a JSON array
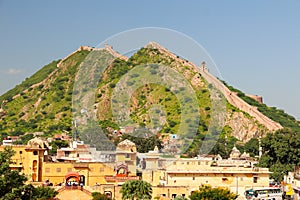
[
  {"x1": 0, "y1": 44, "x2": 299, "y2": 158},
  {"x1": 0, "y1": 60, "x2": 59, "y2": 103},
  {"x1": 223, "y1": 81, "x2": 300, "y2": 131},
  {"x1": 0, "y1": 50, "x2": 90, "y2": 138},
  {"x1": 95, "y1": 47, "x2": 212, "y2": 135}
]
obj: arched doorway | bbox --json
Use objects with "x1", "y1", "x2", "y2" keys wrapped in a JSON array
[
  {"x1": 105, "y1": 191, "x2": 112, "y2": 198},
  {"x1": 65, "y1": 171, "x2": 80, "y2": 186},
  {"x1": 116, "y1": 164, "x2": 128, "y2": 177}
]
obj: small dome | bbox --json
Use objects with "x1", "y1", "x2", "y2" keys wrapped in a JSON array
[
  {"x1": 27, "y1": 137, "x2": 45, "y2": 148},
  {"x1": 240, "y1": 151, "x2": 250, "y2": 158},
  {"x1": 229, "y1": 146, "x2": 241, "y2": 158},
  {"x1": 117, "y1": 139, "x2": 136, "y2": 152}
]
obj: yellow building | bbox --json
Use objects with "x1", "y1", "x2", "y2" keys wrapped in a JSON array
[
  {"x1": 1, "y1": 138, "x2": 270, "y2": 200},
  {"x1": 141, "y1": 148, "x2": 270, "y2": 199},
  {"x1": 285, "y1": 167, "x2": 300, "y2": 199},
  {"x1": 42, "y1": 162, "x2": 115, "y2": 186},
  {"x1": 0, "y1": 137, "x2": 48, "y2": 182},
  {"x1": 115, "y1": 139, "x2": 137, "y2": 176}
]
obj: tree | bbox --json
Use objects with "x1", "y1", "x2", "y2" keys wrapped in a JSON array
[
  {"x1": 120, "y1": 180, "x2": 152, "y2": 200},
  {"x1": 33, "y1": 186, "x2": 59, "y2": 200},
  {"x1": 0, "y1": 147, "x2": 58, "y2": 200},
  {"x1": 122, "y1": 134, "x2": 163, "y2": 153},
  {"x1": 259, "y1": 128, "x2": 300, "y2": 181},
  {"x1": 189, "y1": 185, "x2": 238, "y2": 200},
  {"x1": 49, "y1": 140, "x2": 69, "y2": 155},
  {"x1": 0, "y1": 147, "x2": 27, "y2": 199},
  {"x1": 243, "y1": 138, "x2": 259, "y2": 157},
  {"x1": 92, "y1": 192, "x2": 110, "y2": 200},
  {"x1": 13, "y1": 133, "x2": 34, "y2": 145}
]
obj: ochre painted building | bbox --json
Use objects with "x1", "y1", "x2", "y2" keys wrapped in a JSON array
[
  {"x1": 0, "y1": 138, "x2": 48, "y2": 182},
  {"x1": 140, "y1": 146, "x2": 270, "y2": 199},
  {"x1": 1, "y1": 138, "x2": 270, "y2": 200}
]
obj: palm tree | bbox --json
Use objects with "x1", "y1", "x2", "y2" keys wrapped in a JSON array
[{"x1": 121, "y1": 180, "x2": 152, "y2": 200}]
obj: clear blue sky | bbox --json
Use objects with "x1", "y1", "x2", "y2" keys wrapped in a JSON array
[{"x1": 0, "y1": 1, "x2": 300, "y2": 118}]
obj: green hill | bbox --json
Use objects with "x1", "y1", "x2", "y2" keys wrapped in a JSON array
[
  {"x1": 0, "y1": 43, "x2": 299, "y2": 156},
  {"x1": 0, "y1": 49, "x2": 90, "y2": 137}
]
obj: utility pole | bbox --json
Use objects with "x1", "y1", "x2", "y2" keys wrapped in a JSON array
[
  {"x1": 236, "y1": 176, "x2": 239, "y2": 194},
  {"x1": 72, "y1": 120, "x2": 78, "y2": 148},
  {"x1": 259, "y1": 135, "x2": 262, "y2": 158}
]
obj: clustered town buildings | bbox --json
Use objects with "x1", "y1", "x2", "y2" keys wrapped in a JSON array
[{"x1": 0, "y1": 132, "x2": 274, "y2": 200}]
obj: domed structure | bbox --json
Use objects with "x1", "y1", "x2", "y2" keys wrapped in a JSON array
[
  {"x1": 116, "y1": 139, "x2": 136, "y2": 152},
  {"x1": 27, "y1": 137, "x2": 48, "y2": 149},
  {"x1": 229, "y1": 146, "x2": 241, "y2": 159},
  {"x1": 240, "y1": 151, "x2": 250, "y2": 159}
]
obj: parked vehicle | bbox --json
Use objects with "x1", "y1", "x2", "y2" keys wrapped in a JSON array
[{"x1": 245, "y1": 187, "x2": 283, "y2": 200}]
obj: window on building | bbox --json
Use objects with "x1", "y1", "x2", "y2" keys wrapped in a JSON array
[
  {"x1": 67, "y1": 168, "x2": 72, "y2": 172},
  {"x1": 240, "y1": 177, "x2": 243, "y2": 181},
  {"x1": 253, "y1": 176, "x2": 258, "y2": 183},
  {"x1": 198, "y1": 161, "x2": 201, "y2": 165},
  {"x1": 33, "y1": 151, "x2": 38, "y2": 155},
  {"x1": 100, "y1": 168, "x2": 104, "y2": 172},
  {"x1": 56, "y1": 168, "x2": 61, "y2": 172},
  {"x1": 19, "y1": 151, "x2": 22, "y2": 154},
  {"x1": 187, "y1": 162, "x2": 189, "y2": 165},
  {"x1": 65, "y1": 151, "x2": 70, "y2": 157},
  {"x1": 173, "y1": 161, "x2": 176, "y2": 165},
  {"x1": 222, "y1": 178, "x2": 228, "y2": 183},
  {"x1": 161, "y1": 194, "x2": 166, "y2": 197},
  {"x1": 126, "y1": 154, "x2": 130, "y2": 158},
  {"x1": 45, "y1": 168, "x2": 50, "y2": 173},
  {"x1": 193, "y1": 177, "x2": 195, "y2": 180},
  {"x1": 182, "y1": 194, "x2": 186, "y2": 197},
  {"x1": 172, "y1": 194, "x2": 176, "y2": 198}
]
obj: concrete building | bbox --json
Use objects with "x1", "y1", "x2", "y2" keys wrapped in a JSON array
[
  {"x1": 2, "y1": 135, "x2": 19, "y2": 145},
  {"x1": 0, "y1": 137, "x2": 48, "y2": 182},
  {"x1": 284, "y1": 167, "x2": 300, "y2": 199},
  {"x1": 140, "y1": 146, "x2": 269, "y2": 199},
  {"x1": 1, "y1": 138, "x2": 270, "y2": 200}
]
